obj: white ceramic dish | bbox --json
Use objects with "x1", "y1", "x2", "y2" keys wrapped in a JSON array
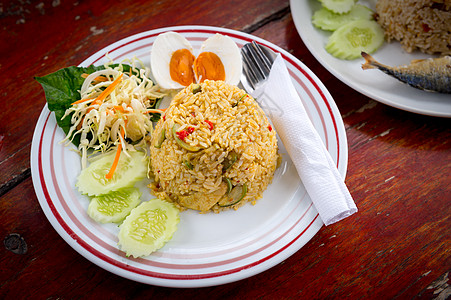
[
  {"x1": 31, "y1": 25, "x2": 348, "y2": 287},
  {"x1": 290, "y1": 0, "x2": 451, "y2": 117}
]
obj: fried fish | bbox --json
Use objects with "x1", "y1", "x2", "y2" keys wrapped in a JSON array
[{"x1": 361, "y1": 52, "x2": 451, "y2": 93}]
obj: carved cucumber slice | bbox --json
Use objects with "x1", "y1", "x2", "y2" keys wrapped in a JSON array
[
  {"x1": 76, "y1": 151, "x2": 148, "y2": 196},
  {"x1": 325, "y1": 19, "x2": 384, "y2": 60},
  {"x1": 118, "y1": 199, "x2": 180, "y2": 258},
  {"x1": 319, "y1": 0, "x2": 357, "y2": 14},
  {"x1": 312, "y1": 4, "x2": 373, "y2": 31},
  {"x1": 87, "y1": 187, "x2": 141, "y2": 223}
]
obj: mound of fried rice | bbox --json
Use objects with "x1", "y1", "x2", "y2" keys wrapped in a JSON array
[
  {"x1": 376, "y1": 0, "x2": 451, "y2": 55},
  {"x1": 149, "y1": 80, "x2": 280, "y2": 213}
]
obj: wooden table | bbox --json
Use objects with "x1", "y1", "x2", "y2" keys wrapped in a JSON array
[{"x1": 1, "y1": 0, "x2": 450, "y2": 298}]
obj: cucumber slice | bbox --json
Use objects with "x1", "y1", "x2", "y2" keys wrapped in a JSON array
[
  {"x1": 118, "y1": 199, "x2": 180, "y2": 258},
  {"x1": 76, "y1": 151, "x2": 148, "y2": 196},
  {"x1": 319, "y1": 0, "x2": 357, "y2": 14},
  {"x1": 312, "y1": 4, "x2": 373, "y2": 31},
  {"x1": 87, "y1": 187, "x2": 141, "y2": 223},
  {"x1": 325, "y1": 19, "x2": 384, "y2": 60}
]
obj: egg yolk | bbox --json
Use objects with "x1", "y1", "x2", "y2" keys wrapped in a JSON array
[
  {"x1": 193, "y1": 52, "x2": 225, "y2": 82},
  {"x1": 169, "y1": 49, "x2": 196, "y2": 86}
]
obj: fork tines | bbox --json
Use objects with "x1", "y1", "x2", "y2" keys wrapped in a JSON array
[{"x1": 242, "y1": 41, "x2": 275, "y2": 90}]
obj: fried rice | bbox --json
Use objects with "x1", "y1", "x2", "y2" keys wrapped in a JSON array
[
  {"x1": 376, "y1": 0, "x2": 451, "y2": 55},
  {"x1": 149, "y1": 80, "x2": 280, "y2": 213}
]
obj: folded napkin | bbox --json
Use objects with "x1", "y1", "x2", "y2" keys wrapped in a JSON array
[{"x1": 252, "y1": 54, "x2": 357, "y2": 226}]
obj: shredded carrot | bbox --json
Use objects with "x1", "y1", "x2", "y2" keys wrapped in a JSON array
[
  {"x1": 75, "y1": 100, "x2": 103, "y2": 130},
  {"x1": 92, "y1": 98, "x2": 103, "y2": 106},
  {"x1": 81, "y1": 73, "x2": 109, "y2": 82},
  {"x1": 105, "y1": 143, "x2": 122, "y2": 180},
  {"x1": 71, "y1": 97, "x2": 95, "y2": 106},
  {"x1": 86, "y1": 99, "x2": 103, "y2": 114},
  {"x1": 113, "y1": 105, "x2": 129, "y2": 113},
  {"x1": 73, "y1": 74, "x2": 123, "y2": 108},
  {"x1": 75, "y1": 100, "x2": 102, "y2": 130},
  {"x1": 95, "y1": 73, "x2": 123, "y2": 103},
  {"x1": 143, "y1": 108, "x2": 167, "y2": 114},
  {"x1": 105, "y1": 120, "x2": 127, "y2": 180},
  {"x1": 76, "y1": 116, "x2": 85, "y2": 131}
]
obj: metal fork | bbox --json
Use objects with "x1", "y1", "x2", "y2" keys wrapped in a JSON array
[{"x1": 241, "y1": 41, "x2": 277, "y2": 92}]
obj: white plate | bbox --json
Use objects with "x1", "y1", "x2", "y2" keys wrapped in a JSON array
[
  {"x1": 290, "y1": 0, "x2": 451, "y2": 118},
  {"x1": 31, "y1": 25, "x2": 348, "y2": 287}
]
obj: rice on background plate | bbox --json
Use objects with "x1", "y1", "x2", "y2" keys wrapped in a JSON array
[
  {"x1": 376, "y1": 0, "x2": 451, "y2": 55},
  {"x1": 149, "y1": 80, "x2": 280, "y2": 213}
]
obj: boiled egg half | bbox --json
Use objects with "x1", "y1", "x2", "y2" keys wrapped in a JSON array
[{"x1": 150, "y1": 32, "x2": 242, "y2": 89}]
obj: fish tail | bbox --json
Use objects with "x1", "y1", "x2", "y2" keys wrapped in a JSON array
[
  {"x1": 361, "y1": 52, "x2": 378, "y2": 70},
  {"x1": 361, "y1": 52, "x2": 393, "y2": 75}
]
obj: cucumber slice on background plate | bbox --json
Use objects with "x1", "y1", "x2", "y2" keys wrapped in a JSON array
[
  {"x1": 319, "y1": 0, "x2": 357, "y2": 14},
  {"x1": 118, "y1": 199, "x2": 180, "y2": 258},
  {"x1": 325, "y1": 19, "x2": 384, "y2": 60},
  {"x1": 312, "y1": 4, "x2": 373, "y2": 31},
  {"x1": 76, "y1": 150, "x2": 148, "y2": 196},
  {"x1": 87, "y1": 187, "x2": 142, "y2": 223}
]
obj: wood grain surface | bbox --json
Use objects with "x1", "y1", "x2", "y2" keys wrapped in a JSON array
[{"x1": 1, "y1": 0, "x2": 450, "y2": 299}]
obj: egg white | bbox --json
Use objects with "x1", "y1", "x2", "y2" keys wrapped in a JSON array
[
  {"x1": 150, "y1": 31, "x2": 194, "y2": 90},
  {"x1": 198, "y1": 34, "x2": 242, "y2": 86}
]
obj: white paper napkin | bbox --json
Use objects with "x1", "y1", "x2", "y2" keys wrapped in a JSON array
[{"x1": 252, "y1": 54, "x2": 357, "y2": 226}]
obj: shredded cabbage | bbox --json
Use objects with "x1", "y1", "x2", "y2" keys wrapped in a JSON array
[{"x1": 61, "y1": 57, "x2": 168, "y2": 169}]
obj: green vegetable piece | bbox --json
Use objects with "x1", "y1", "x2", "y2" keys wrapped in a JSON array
[
  {"x1": 233, "y1": 94, "x2": 247, "y2": 107},
  {"x1": 223, "y1": 177, "x2": 233, "y2": 194},
  {"x1": 183, "y1": 160, "x2": 193, "y2": 170},
  {"x1": 118, "y1": 199, "x2": 180, "y2": 258},
  {"x1": 192, "y1": 84, "x2": 202, "y2": 94},
  {"x1": 172, "y1": 124, "x2": 201, "y2": 152},
  {"x1": 218, "y1": 183, "x2": 247, "y2": 207},
  {"x1": 319, "y1": 0, "x2": 357, "y2": 14},
  {"x1": 76, "y1": 150, "x2": 148, "y2": 196},
  {"x1": 312, "y1": 4, "x2": 373, "y2": 31},
  {"x1": 325, "y1": 19, "x2": 384, "y2": 60},
  {"x1": 222, "y1": 151, "x2": 238, "y2": 172},
  {"x1": 154, "y1": 128, "x2": 166, "y2": 148},
  {"x1": 87, "y1": 187, "x2": 141, "y2": 223}
]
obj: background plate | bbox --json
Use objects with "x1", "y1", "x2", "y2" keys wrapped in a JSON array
[
  {"x1": 290, "y1": 0, "x2": 451, "y2": 118},
  {"x1": 31, "y1": 25, "x2": 348, "y2": 287}
]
